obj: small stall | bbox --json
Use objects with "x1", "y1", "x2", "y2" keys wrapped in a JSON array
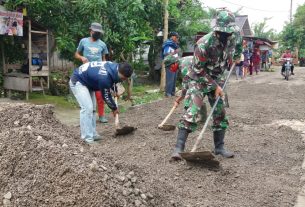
[{"x1": 1, "y1": 7, "x2": 49, "y2": 100}]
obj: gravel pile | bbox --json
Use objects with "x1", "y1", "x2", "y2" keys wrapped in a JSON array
[{"x1": 0, "y1": 103, "x2": 158, "y2": 207}]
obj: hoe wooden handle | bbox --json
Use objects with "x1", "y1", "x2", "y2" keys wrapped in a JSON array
[
  {"x1": 114, "y1": 97, "x2": 120, "y2": 128},
  {"x1": 159, "y1": 105, "x2": 177, "y2": 127},
  {"x1": 191, "y1": 63, "x2": 236, "y2": 152}
]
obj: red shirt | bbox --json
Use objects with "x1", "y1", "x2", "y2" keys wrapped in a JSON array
[
  {"x1": 282, "y1": 53, "x2": 292, "y2": 58},
  {"x1": 252, "y1": 51, "x2": 260, "y2": 65}
]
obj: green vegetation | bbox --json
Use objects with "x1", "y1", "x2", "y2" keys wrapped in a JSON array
[
  {"x1": 280, "y1": 3, "x2": 305, "y2": 57},
  {"x1": 28, "y1": 93, "x2": 78, "y2": 109},
  {"x1": 26, "y1": 82, "x2": 163, "y2": 113},
  {"x1": 252, "y1": 17, "x2": 278, "y2": 40},
  {"x1": 4, "y1": 0, "x2": 210, "y2": 73},
  {"x1": 131, "y1": 84, "x2": 163, "y2": 105}
]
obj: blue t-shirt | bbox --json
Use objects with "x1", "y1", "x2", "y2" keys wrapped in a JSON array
[
  {"x1": 161, "y1": 39, "x2": 179, "y2": 59},
  {"x1": 77, "y1": 37, "x2": 109, "y2": 61},
  {"x1": 71, "y1": 61, "x2": 120, "y2": 110}
]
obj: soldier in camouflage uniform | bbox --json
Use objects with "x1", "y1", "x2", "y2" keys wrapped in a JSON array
[{"x1": 169, "y1": 9, "x2": 242, "y2": 160}]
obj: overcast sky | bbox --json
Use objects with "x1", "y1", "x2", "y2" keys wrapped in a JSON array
[{"x1": 200, "y1": 0, "x2": 305, "y2": 33}]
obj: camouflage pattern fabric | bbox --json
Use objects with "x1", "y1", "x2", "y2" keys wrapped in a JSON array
[
  {"x1": 178, "y1": 56, "x2": 193, "y2": 97},
  {"x1": 192, "y1": 32, "x2": 242, "y2": 86},
  {"x1": 164, "y1": 54, "x2": 194, "y2": 97},
  {"x1": 213, "y1": 10, "x2": 236, "y2": 33},
  {"x1": 164, "y1": 55, "x2": 179, "y2": 67},
  {"x1": 178, "y1": 80, "x2": 228, "y2": 132},
  {"x1": 176, "y1": 10, "x2": 241, "y2": 133}
]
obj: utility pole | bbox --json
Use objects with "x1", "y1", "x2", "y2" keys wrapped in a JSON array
[
  {"x1": 290, "y1": 0, "x2": 293, "y2": 23},
  {"x1": 160, "y1": 0, "x2": 168, "y2": 92}
]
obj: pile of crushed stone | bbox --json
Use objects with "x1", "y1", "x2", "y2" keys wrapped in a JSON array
[{"x1": 0, "y1": 103, "x2": 159, "y2": 207}]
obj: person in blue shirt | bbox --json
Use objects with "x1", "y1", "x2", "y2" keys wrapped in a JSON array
[
  {"x1": 75, "y1": 22, "x2": 109, "y2": 62},
  {"x1": 69, "y1": 61, "x2": 133, "y2": 143},
  {"x1": 75, "y1": 22, "x2": 109, "y2": 123},
  {"x1": 162, "y1": 32, "x2": 180, "y2": 97}
]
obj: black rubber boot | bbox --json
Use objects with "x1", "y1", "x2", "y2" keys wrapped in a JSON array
[
  {"x1": 213, "y1": 130, "x2": 234, "y2": 158},
  {"x1": 171, "y1": 128, "x2": 189, "y2": 161}
]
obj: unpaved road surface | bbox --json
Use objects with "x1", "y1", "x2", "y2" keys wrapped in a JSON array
[
  {"x1": 1, "y1": 67, "x2": 305, "y2": 207},
  {"x1": 91, "y1": 67, "x2": 305, "y2": 207}
]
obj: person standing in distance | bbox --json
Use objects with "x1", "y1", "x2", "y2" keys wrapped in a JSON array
[
  {"x1": 75, "y1": 22, "x2": 109, "y2": 123},
  {"x1": 162, "y1": 32, "x2": 180, "y2": 97}
]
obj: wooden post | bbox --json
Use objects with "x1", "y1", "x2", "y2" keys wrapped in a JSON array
[
  {"x1": 160, "y1": 0, "x2": 169, "y2": 92},
  {"x1": 290, "y1": 0, "x2": 293, "y2": 23},
  {"x1": 294, "y1": 47, "x2": 299, "y2": 65},
  {"x1": 1, "y1": 40, "x2": 5, "y2": 74},
  {"x1": 1, "y1": 41, "x2": 6, "y2": 97},
  {"x1": 28, "y1": 20, "x2": 32, "y2": 92},
  {"x1": 46, "y1": 29, "x2": 50, "y2": 89}
]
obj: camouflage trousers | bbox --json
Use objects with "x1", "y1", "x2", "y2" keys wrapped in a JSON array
[{"x1": 178, "y1": 80, "x2": 228, "y2": 133}]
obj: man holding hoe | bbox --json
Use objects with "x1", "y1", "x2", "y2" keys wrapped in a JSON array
[{"x1": 168, "y1": 9, "x2": 242, "y2": 160}]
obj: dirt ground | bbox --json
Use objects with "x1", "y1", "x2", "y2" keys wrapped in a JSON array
[{"x1": 1, "y1": 67, "x2": 305, "y2": 207}]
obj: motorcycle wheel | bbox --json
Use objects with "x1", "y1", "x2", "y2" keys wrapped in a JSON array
[{"x1": 285, "y1": 70, "x2": 289, "y2": 81}]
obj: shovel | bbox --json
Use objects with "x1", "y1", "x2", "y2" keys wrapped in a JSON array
[
  {"x1": 180, "y1": 63, "x2": 235, "y2": 162},
  {"x1": 114, "y1": 97, "x2": 136, "y2": 136},
  {"x1": 158, "y1": 103, "x2": 177, "y2": 131}
]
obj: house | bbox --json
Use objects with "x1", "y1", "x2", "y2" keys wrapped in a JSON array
[
  {"x1": 0, "y1": 4, "x2": 50, "y2": 99},
  {"x1": 234, "y1": 15, "x2": 252, "y2": 36}
]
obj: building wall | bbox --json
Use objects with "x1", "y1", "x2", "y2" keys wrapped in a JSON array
[{"x1": 49, "y1": 51, "x2": 75, "y2": 71}]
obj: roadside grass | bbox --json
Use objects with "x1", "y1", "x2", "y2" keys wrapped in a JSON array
[
  {"x1": 131, "y1": 84, "x2": 163, "y2": 105},
  {"x1": 106, "y1": 83, "x2": 163, "y2": 113},
  {"x1": 28, "y1": 93, "x2": 78, "y2": 109}
]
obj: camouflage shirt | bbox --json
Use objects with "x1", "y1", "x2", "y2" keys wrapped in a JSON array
[
  {"x1": 190, "y1": 31, "x2": 242, "y2": 90},
  {"x1": 177, "y1": 56, "x2": 193, "y2": 97}
]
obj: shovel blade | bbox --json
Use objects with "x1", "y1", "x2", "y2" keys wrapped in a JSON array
[
  {"x1": 158, "y1": 124, "x2": 176, "y2": 131},
  {"x1": 115, "y1": 126, "x2": 136, "y2": 136},
  {"x1": 180, "y1": 150, "x2": 215, "y2": 162}
]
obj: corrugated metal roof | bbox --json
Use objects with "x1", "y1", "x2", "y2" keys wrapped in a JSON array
[{"x1": 235, "y1": 15, "x2": 248, "y2": 30}]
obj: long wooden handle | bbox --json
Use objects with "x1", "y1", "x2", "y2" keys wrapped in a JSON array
[
  {"x1": 191, "y1": 63, "x2": 236, "y2": 152},
  {"x1": 114, "y1": 97, "x2": 119, "y2": 128},
  {"x1": 159, "y1": 104, "x2": 177, "y2": 127},
  {"x1": 128, "y1": 78, "x2": 133, "y2": 102}
]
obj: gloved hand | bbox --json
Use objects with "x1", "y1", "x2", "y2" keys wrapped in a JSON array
[
  {"x1": 174, "y1": 96, "x2": 184, "y2": 107},
  {"x1": 215, "y1": 85, "x2": 224, "y2": 98}
]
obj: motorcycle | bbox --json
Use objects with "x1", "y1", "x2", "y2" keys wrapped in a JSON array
[{"x1": 282, "y1": 58, "x2": 292, "y2": 81}]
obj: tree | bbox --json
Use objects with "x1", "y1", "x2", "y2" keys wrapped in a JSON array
[
  {"x1": 280, "y1": 3, "x2": 305, "y2": 57},
  {"x1": 159, "y1": 0, "x2": 168, "y2": 91},
  {"x1": 4, "y1": 0, "x2": 155, "y2": 62},
  {"x1": 3, "y1": 0, "x2": 210, "y2": 81},
  {"x1": 158, "y1": 0, "x2": 210, "y2": 88},
  {"x1": 252, "y1": 17, "x2": 278, "y2": 40}
]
